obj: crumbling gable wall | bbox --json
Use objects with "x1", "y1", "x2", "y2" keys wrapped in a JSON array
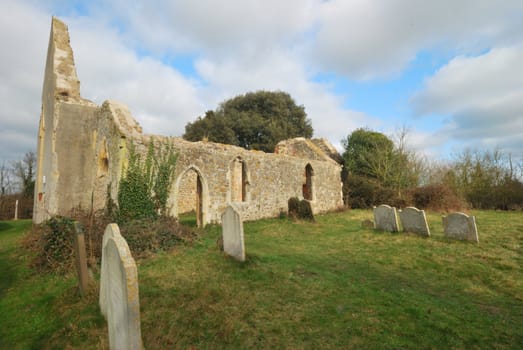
[{"x1": 34, "y1": 17, "x2": 344, "y2": 225}]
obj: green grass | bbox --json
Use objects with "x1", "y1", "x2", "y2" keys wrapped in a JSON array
[{"x1": 1, "y1": 210, "x2": 522, "y2": 349}]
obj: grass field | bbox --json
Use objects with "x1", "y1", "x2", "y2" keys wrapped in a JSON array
[{"x1": 0, "y1": 210, "x2": 522, "y2": 349}]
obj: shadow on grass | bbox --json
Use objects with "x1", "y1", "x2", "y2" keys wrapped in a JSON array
[
  {"x1": 0, "y1": 222, "x2": 14, "y2": 232},
  {"x1": 0, "y1": 255, "x2": 17, "y2": 298}
]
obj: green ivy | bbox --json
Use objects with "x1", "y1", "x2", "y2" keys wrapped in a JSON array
[{"x1": 117, "y1": 139, "x2": 178, "y2": 223}]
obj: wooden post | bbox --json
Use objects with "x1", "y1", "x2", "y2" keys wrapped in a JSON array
[
  {"x1": 14, "y1": 200, "x2": 18, "y2": 220},
  {"x1": 73, "y1": 222, "x2": 89, "y2": 296}
]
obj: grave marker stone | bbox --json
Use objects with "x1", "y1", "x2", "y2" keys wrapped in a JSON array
[
  {"x1": 221, "y1": 205, "x2": 246, "y2": 261},
  {"x1": 373, "y1": 204, "x2": 400, "y2": 232},
  {"x1": 399, "y1": 207, "x2": 430, "y2": 237},
  {"x1": 100, "y1": 223, "x2": 143, "y2": 350},
  {"x1": 100, "y1": 223, "x2": 122, "y2": 317},
  {"x1": 73, "y1": 222, "x2": 89, "y2": 296},
  {"x1": 443, "y1": 212, "x2": 479, "y2": 243}
]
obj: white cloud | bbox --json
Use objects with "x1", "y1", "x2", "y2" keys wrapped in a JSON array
[
  {"x1": 312, "y1": 0, "x2": 523, "y2": 80},
  {"x1": 411, "y1": 46, "x2": 523, "y2": 157},
  {"x1": 0, "y1": 0, "x2": 49, "y2": 161},
  {"x1": 55, "y1": 16, "x2": 205, "y2": 137},
  {"x1": 195, "y1": 50, "x2": 376, "y2": 150}
]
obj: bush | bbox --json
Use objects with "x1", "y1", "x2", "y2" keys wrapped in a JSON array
[
  {"x1": 344, "y1": 174, "x2": 398, "y2": 209},
  {"x1": 24, "y1": 212, "x2": 198, "y2": 271},
  {"x1": 288, "y1": 197, "x2": 315, "y2": 222},
  {"x1": 24, "y1": 216, "x2": 76, "y2": 271},
  {"x1": 410, "y1": 184, "x2": 466, "y2": 212}
]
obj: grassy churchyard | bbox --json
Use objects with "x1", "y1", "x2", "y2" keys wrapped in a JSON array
[{"x1": 0, "y1": 210, "x2": 522, "y2": 349}]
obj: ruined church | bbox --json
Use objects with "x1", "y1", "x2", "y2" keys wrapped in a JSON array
[{"x1": 33, "y1": 18, "x2": 343, "y2": 226}]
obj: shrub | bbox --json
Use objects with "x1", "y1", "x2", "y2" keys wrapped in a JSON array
[
  {"x1": 345, "y1": 174, "x2": 398, "y2": 209},
  {"x1": 410, "y1": 184, "x2": 466, "y2": 212},
  {"x1": 288, "y1": 197, "x2": 315, "y2": 222},
  {"x1": 24, "y1": 212, "x2": 198, "y2": 271}
]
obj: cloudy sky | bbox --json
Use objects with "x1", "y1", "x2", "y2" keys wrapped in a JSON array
[{"x1": 1, "y1": 0, "x2": 522, "y2": 163}]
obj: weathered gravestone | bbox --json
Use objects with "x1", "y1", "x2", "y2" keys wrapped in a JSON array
[
  {"x1": 100, "y1": 223, "x2": 122, "y2": 317},
  {"x1": 399, "y1": 207, "x2": 430, "y2": 237},
  {"x1": 221, "y1": 205, "x2": 246, "y2": 262},
  {"x1": 373, "y1": 204, "x2": 400, "y2": 232},
  {"x1": 73, "y1": 222, "x2": 89, "y2": 296},
  {"x1": 100, "y1": 223, "x2": 143, "y2": 350},
  {"x1": 442, "y1": 212, "x2": 479, "y2": 243}
]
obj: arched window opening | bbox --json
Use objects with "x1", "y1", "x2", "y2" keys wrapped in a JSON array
[
  {"x1": 231, "y1": 157, "x2": 248, "y2": 202},
  {"x1": 177, "y1": 168, "x2": 203, "y2": 227}
]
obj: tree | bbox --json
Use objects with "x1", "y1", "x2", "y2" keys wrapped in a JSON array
[
  {"x1": 450, "y1": 148, "x2": 523, "y2": 209},
  {"x1": 341, "y1": 128, "x2": 424, "y2": 207},
  {"x1": 0, "y1": 162, "x2": 12, "y2": 196},
  {"x1": 12, "y1": 151, "x2": 36, "y2": 198},
  {"x1": 342, "y1": 128, "x2": 395, "y2": 182},
  {"x1": 184, "y1": 91, "x2": 313, "y2": 152}
]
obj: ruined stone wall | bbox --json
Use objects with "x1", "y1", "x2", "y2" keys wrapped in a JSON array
[
  {"x1": 157, "y1": 138, "x2": 343, "y2": 224},
  {"x1": 34, "y1": 17, "x2": 344, "y2": 226}
]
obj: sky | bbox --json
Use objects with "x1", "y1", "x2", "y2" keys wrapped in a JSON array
[{"x1": 1, "y1": 0, "x2": 522, "y2": 164}]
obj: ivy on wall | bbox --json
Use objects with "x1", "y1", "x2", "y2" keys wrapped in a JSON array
[{"x1": 117, "y1": 139, "x2": 177, "y2": 222}]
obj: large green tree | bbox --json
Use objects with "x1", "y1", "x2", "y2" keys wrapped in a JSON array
[
  {"x1": 341, "y1": 128, "x2": 423, "y2": 207},
  {"x1": 184, "y1": 91, "x2": 313, "y2": 152}
]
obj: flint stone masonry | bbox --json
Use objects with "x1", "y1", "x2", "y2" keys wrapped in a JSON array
[
  {"x1": 443, "y1": 212, "x2": 479, "y2": 243},
  {"x1": 373, "y1": 205, "x2": 400, "y2": 232},
  {"x1": 399, "y1": 207, "x2": 430, "y2": 237},
  {"x1": 101, "y1": 224, "x2": 143, "y2": 350},
  {"x1": 221, "y1": 205, "x2": 246, "y2": 262},
  {"x1": 33, "y1": 17, "x2": 344, "y2": 226}
]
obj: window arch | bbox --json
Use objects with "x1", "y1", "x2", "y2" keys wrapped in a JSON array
[{"x1": 230, "y1": 157, "x2": 249, "y2": 202}]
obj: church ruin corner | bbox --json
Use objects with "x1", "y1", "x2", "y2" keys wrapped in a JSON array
[{"x1": 33, "y1": 17, "x2": 344, "y2": 225}]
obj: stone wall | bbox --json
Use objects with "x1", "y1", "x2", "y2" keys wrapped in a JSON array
[{"x1": 34, "y1": 17, "x2": 344, "y2": 225}]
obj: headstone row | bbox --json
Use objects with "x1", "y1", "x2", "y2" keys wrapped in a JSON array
[{"x1": 372, "y1": 204, "x2": 479, "y2": 242}]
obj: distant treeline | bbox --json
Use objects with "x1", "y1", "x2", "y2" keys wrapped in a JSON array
[{"x1": 341, "y1": 128, "x2": 523, "y2": 211}]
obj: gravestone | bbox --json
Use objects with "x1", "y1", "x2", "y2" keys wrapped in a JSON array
[
  {"x1": 442, "y1": 212, "x2": 479, "y2": 243},
  {"x1": 221, "y1": 205, "x2": 246, "y2": 261},
  {"x1": 399, "y1": 207, "x2": 430, "y2": 237},
  {"x1": 14, "y1": 200, "x2": 18, "y2": 220},
  {"x1": 100, "y1": 224, "x2": 143, "y2": 350},
  {"x1": 100, "y1": 223, "x2": 122, "y2": 317},
  {"x1": 373, "y1": 204, "x2": 400, "y2": 232},
  {"x1": 73, "y1": 222, "x2": 89, "y2": 296}
]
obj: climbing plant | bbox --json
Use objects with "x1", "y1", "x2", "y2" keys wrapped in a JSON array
[{"x1": 117, "y1": 139, "x2": 177, "y2": 223}]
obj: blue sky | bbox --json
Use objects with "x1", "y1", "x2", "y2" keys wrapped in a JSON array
[{"x1": 1, "y1": 0, "x2": 522, "y2": 164}]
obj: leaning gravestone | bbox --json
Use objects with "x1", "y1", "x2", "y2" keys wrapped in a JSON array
[
  {"x1": 373, "y1": 204, "x2": 400, "y2": 232},
  {"x1": 221, "y1": 205, "x2": 246, "y2": 262},
  {"x1": 442, "y1": 212, "x2": 479, "y2": 243},
  {"x1": 399, "y1": 207, "x2": 430, "y2": 237},
  {"x1": 100, "y1": 224, "x2": 143, "y2": 350},
  {"x1": 73, "y1": 222, "x2": 89, "y2": 296}
]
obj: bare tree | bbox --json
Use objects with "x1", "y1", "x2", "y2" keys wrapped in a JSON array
[
  {"x1": 12, "y1": 151, "x2": 36, "y2": 197},
  {"x1": 0, "y1": 162, "x2": 12, "y2": 196}
]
